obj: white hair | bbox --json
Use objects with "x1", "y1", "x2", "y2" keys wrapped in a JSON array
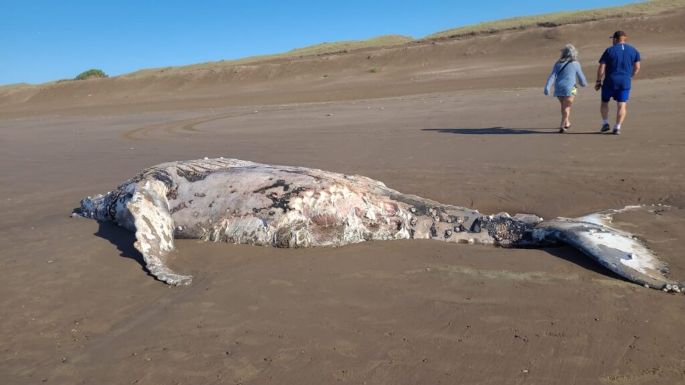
[{"x1": 560, "y1": 44, "x2": 579, "y2": 61}]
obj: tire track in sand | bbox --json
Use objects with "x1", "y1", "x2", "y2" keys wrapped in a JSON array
[{"x1": 122, "y1": 110, "x2": 259, "y2": 140}]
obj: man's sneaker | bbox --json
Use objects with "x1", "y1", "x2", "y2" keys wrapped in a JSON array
[
  {"x1": 559, "y1": 127, "x2": 567, "y2": 133},
  {"x1": 612, "y1": 128, "x2": 621, "y2": 135},
  {"x1": 600, "y1": 123, "x2": 611, "y2": 132}
]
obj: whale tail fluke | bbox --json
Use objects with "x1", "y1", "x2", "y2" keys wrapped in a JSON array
[
  {"x1": 127, "y1": 180, "x2": 192, "y2": 286},
  {"x1": 534, "y1": 207, "x2": 681, "y2": 292}
]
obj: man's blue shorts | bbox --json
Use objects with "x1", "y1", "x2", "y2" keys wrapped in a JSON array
[{"x1": 601, "y1": 87, "x2": 630, "y2": 103}]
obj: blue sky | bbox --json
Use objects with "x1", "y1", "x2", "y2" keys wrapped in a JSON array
[{"x1": 1, "y1": 0, "x2": 640, "y2": 85}]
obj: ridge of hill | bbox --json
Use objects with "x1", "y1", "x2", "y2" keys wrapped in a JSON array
[
  {"x1": 8, "y1": 0, "x2": 684, "y2": 86},
  {"x1": 77, "y1": 0, "x2": 685, "y2": 80},
  {"x1": 126, "y1": 35, "x2": 414, "y2": 78},
  {"x1": 1, "y1": 0, "x2": 684, "y2": 116},
  {"x1": 427, "y1": 0, "x2": 683, "y2": 39}
]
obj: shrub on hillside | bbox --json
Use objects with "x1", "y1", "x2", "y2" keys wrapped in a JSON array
[{"x1": 74, "y1": 69, "x2": 108, "y2": 80}]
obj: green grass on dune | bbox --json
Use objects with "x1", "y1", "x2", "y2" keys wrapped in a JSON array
[
  {"x1": 127, "y1": 35, "x2": 413, "y2": 77},
  {"x1": 285, "y1": 35, "x2": 414, "y2": 56},
  {"x1": 74, "y1": 69, "x2": 109, "y2": 80},
  {"x1": 426, "y1": 0, "x2": 684, "y2": 39}
]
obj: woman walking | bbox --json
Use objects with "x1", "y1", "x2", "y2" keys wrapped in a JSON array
[{"x1": 544, "y1": 44, "x2": 588, "y2": 133}]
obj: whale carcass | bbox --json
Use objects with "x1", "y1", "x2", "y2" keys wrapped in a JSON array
[{"x1": 76, "y1": 158, "x2": 682, "y2": 292}]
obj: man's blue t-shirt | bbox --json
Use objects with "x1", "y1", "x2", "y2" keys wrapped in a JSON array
[{"x1": 599, "y1": 43, "x2": 641, "y2": 90}]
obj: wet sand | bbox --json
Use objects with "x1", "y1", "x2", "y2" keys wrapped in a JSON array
[{"x1": 2, "y1": 10, "x2": 685, "y2": 385}]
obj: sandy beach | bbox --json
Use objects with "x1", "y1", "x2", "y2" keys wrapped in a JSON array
[{"x1": 2, "y1": 7, "x2": 685, "y2": 385}]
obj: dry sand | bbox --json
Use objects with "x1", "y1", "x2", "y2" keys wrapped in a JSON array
[{"x1": 2, "y1": 8, "x2": 685, "y2": 385}]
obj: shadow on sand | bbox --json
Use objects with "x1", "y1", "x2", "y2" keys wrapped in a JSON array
[
  {"x1": 423, "y1": 127, "x2": 603, "y2": 135},
  {"x1": 92, "y1": 220, "x2": 627, "y2": 285},
  {"x1": 544, "y1": 245, "x2": 628, "y2": 283},
  {"x1": 95, "y1": 221, "x2": 147, "y2": 270}
]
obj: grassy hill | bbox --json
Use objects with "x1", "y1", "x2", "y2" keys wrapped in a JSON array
[
  {"x1": 426, "y1": 0, "x2": 683, "y2": 39},
  {"x1": 125, "y1": 35, "x2": 413, "y2": 78},
  {"x1": 115, "y1": 0, "x2": 685, "y2": 79},
  {"x1": 4, "y1": 0, "x2": 685, "y2": 86}
]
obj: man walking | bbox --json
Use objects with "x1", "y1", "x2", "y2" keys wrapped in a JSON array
[{"x1": 594, "y1": 31, "x2": 641, "y2": 135}]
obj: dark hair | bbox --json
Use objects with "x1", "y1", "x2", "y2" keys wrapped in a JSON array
[{"x1": 611, "y1": 31, "x2": 627, "y2": 39}]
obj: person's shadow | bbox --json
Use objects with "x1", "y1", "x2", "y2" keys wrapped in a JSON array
[{"x1": 423, "y1": 127, "x2": 602, "y2": 135}]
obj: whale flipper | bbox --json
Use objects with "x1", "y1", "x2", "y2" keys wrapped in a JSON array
[
  {"x1": 127, "y1": 180, "x2": 192, "y2": 286},
  {"x1": 536, "y1": 211, "x2": 679, "y2": 291}
]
